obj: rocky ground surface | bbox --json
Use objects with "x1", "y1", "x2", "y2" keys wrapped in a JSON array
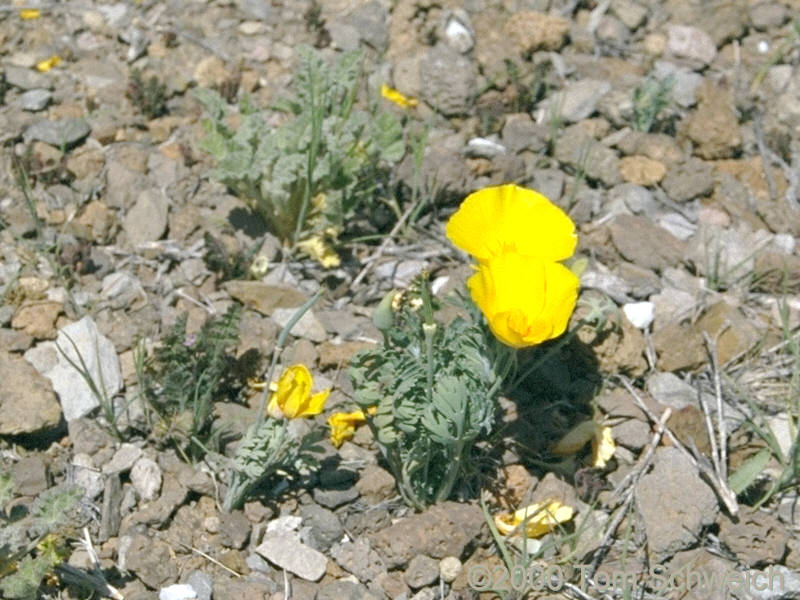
[{"x1": 2, "y1": 0, "x2": 800, "y2": 599}]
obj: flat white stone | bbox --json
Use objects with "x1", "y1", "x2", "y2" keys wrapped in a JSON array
[{"x1": 623, "y1": 301, "x2": 655, "y2": 329}]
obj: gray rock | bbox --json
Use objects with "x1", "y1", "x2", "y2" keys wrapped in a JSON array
[
  {"x1": 185, "y1": 572, "x2": 212, "y2": 600},
  {"x1": 607, "y1": 183, "x2": 657, "y2": 216},
  {"x1": 749, "y1": 2, "x2": 788, "y2": 30},
  {"x1": 637, "y1": 447, "x2": 718, "y2": 559},
  {"x1": 650, "y1": 286, "x2": 696, "y2": 329},
  {"x1": 25, "y1": 316, "x2": 122, "y2": 422},
  {"x1": 652, "y1": 61, "x2": 704, "y2": 108},
  {"x1": 23, "y1": 118, "x2": 91, "y2": 148},
  {"x1": 122, "y1": 534, "x2": 178, "y2": 589},
  {"x1": 123, "y1": 189, "x2": 168, "y2": 246},
  {"x1": 19, "y1": 89, "x2": 52, "y2": 112},
  {"x1": 299, "y1": 504, "x2": 343, "y2": 552},
  {"x1": 130, "y1": 457, "x2": 162, "y2": 501},
  {"x1": 103, "y1": 443, "x2": 143, "y2": 475},
  {"x1": 373, "y1": 259, "x2": 427, "y2": 288},
  {"x1": 405, "y1": 554, "x2": 439, "y2": 589},
  {"x1": 369, "y1": 502, "x2": 484, "y2": 569},
  {"x1": 609, "y1": 214, "x2": 686, "y2": 271},
  {"x1": 100, "y1": 271, "x2": 147, "y2": 310},
  {"x1": 4, "y1": 65, "x2": 52, "y2": 90},
  {"x1": 439, "y1": 556, "x2": 462, "y2": 583},
  {"x1": 610, "y1": 0, "x2": 648, "y2": 29},
  {"x1": 733, "y1": 565, "x2": 800, "y2": 600},
  {"x1": 331, "y1": 536, "x2": 384, "y2": 582},
  {"x1": 313, "y1": 485, "x2": 359, "y2": 509},
  {"x1": 666, "y1": 25, "x2": 717, "y2": 66},
  {"x1": 255, "y1": 532, "x2": 327, "y2": 581},
  {"x1": 11, "y1": 456, "x2": 48, "y2": 496},
  {"x1": 0, "y1": 350, "x2": 62, "y2": 435},
  {"x1": 316, "y1": 581, "x2": 378, "y2": 600},
  {"x1": 271, "y1": 307, "x2": 327, "y2": 343},
  {"x1": 105, "y1": 161, "x2": 147, "y2": 209},
  {"x1": 662, "y1": 158, "x2": 714, "y2": 202},
  {"x1": 657, "y1": 212, "x2": 696, "y2": 241},
  {"x1": 529, "y1": 168, "x2": 565, "y2": 204},
  {"x1": 420, "y1": 44, "x2": 476, "y2": 116},
  {"x1": 645, "y1": 372, "x2": 697, "y2": 410},
  {"x1": 72, "y1": 453, "x2": 104, "y2": 499},
  {"x1": 501, "y1": 113, "x2": 547, "y2": 153},
  {"x1": 347, "y1": 1, "x2": 388, "y2": 51},
  {"x1": 541, "y1": 79, "x2": 611, "y2": 123},
  {"x1": 554, "y1": 125, "x2": 621, "y2": 187},
  {"x1": 219, "y1": 510, "x2": 251, "y2": 549}
]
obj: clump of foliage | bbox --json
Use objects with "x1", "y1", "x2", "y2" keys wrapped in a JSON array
[
  {"x1": 195, "y1": 45, "x2": 405, "y2": 245},
  {"x1": 0, "y1": 473, "x2": 83, "y2": 600},
  {"x1": 350, "y1": 277, "x2": 509, "y2": 509},
  {"x1": 140, "y1": 306, "x2": 241, "y2": 460},
  {"x1": 632, "y1": 73, "x2": 674, "y2": 133},
  {"x1": 202, "y1": 232, "x2": 258, "y2": 282},
  {"x1": 126, "y1": 68, "x2": 169, "y2": 119}
]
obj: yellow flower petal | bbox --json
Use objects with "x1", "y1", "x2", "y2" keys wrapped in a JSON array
[
  {"x1": 592, "y1": 425, "x2": 615, "y2": 468},
  {"x1": 20, "y1": 9, "x2": 41, "y2": 19},
  {"x1": 35, "y1": 55, "x2": 61, "y2": 72},
  {"x1": 380, "y1": 83, "x2": 418, "y2": 108},
  {"x1": 446, "y1": 184, "x2": 577, "y2": 263},
  {"x1": 467, "y1": 253, "x2": 578, "y2": 348},
  {"x1": 267, "y1": 365, "x2": 329, "y2": 419},
  {"x1": 327, "y1": 410, "x2": 368, "y2": 448},
  {"x1": 495, "y1": 501, "x2": 574, "y2": 538},
  {"x1": 297, "y1": 236, "x2": 341, "y2": 268}
]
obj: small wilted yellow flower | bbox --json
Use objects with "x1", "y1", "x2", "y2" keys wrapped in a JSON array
[
  {"x1": 495, "y1": 501, "x2": 574, "y2": 538},
  {"x1": 328, "y1": 410, "x2": 367, "y2": 448},
  {"x1": 267, "y1": 364, "x2": 330, "y2": 419},
  {"x1": 380, "y1": 83, "x2": 418, "y2": 109},
  {"x1": 36, "y1": 55, "x2": 61, "y2": 72},
  {"x1": 552, "y1": 420, "x2": 616, "y2": 468},
  {"x1": 249, "y1": 254, "x2": 269, "y2": 279},
  {"x1": 19, "y1": 9, "x2": 41, "y2": 19},
  {"x1": 297, "y1": 235, "x2": 341, "y2": 268}
]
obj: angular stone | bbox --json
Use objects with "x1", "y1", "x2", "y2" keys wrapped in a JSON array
[
  {"x1": 666, "y1": 25, "x2": 717, "y2": 66},
  {"x1": 123, "y1": 189, "x2": 168, "y2": 246},
  {"x1": 0, "y1": 351, "x2": 62, "y2": 435},
  {"x1": 25, "y1": 316, "x2": 122, "y2": 421},
  {"x1": 369, "y1": 501, "x2": 484, "y2": 569},
  {"x1": 420, "y1": 45, "x2": 476, "y2": 116},
  {"x1": 255, "y1": 532, "x2": 327, "y2": 581},
  {"x1": 681, "y1": 83, "x2": 741, "y2": 159},
  {"x1": 609, "y1": 215, "x2": 686, "y2": 271},
  {"x1": 23, "y1": 118, "x2": 91, "y2": 148},
  {"x1": 20, "y1": 89, "x2": 52, "y2": 111},
  {"x1": 638, "y1": 447, "x2": 717, "y2": 559},
  {"x1": 271, "y1": 307, "x2": 326, "y2": 342},
  {"x1": 11, "y1": 301, "x2": 62, "y2": 339},
  {"x1": 504, "y1": 11, "x2": 569, "y2": 53},
  {"x1": 619, "y1": 155, "x2": 666, "y2": 186},
  {"x1": 662, "y1": 158, "x2": 714, "y2": 202},
  {"x1": 542, "y1": 79, "x2": 611, "y2": 123},
  {"x1": 223, "y1": 281, "x2": 306, "y2": 316}
]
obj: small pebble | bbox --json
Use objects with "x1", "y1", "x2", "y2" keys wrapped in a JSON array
[
  {"x1": 158, "y1": 584, "x2": 197, "y2": 600},
  {"x1": 623, "y1": 301, "x2": 655, "y2": 329},
  {"x1": 439, "y1": 556, "x2": 462, "y2": 583}
]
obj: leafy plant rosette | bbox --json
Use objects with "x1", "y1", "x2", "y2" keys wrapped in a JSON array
[
  {"x1": 350, "y1": 184, "x2": 581, "y2": 509},
  {"x1": 195, "y1": 46, "x2": 404, "y2": 261}
]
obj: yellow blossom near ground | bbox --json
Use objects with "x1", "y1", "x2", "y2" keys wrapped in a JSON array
[
  {"x1": 19, "y1": 8, "x2": 41, "y2": 19},
  {"x1": 267, "y1": 364, "x2": 329, "y2": 419},
  {"x1": 467, "y1": 252, "x2": 578, "y2": 347},
  {"x1": 380, "y1": 83, "x2": 418, "y2": 109},
  {"x1": 495, "y1": 500, "x2": 574, "y2": 538},
  {"x1": 35, "y1": 55, "x2": 61, "y2": 72},
  {"x1": 552, "y1": 420, "x2": 616, "y2": 468},
  {"x1": 328, "y1": 410, "x2": 368, "y2": 447},
  {"x1": 446, "y1": 184, "x2": 580, "y2": 348},
  {"x1": 297, "y1": 235, "x2": 341, "y2": 268}
]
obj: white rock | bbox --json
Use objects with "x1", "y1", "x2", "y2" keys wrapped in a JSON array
[
  {"x1": 444, "y1": 14, "x2": 474, "y2": 53},
  {"x1": 158, "y1": 584, "x2": 197, "y2": 600},
  {"x1": 623, "y1": 301, "x2": 655, "y2": 329},
  {"x1": 25, "y1": 316, "x2": 122, "y2": 421},
  {"x1": 463, "y1": 137, "x2": 507, "y2": 158},
  {"x1": 130, "y1": 457, "x2": 162, "y2": 501},
  {"x1": 72, "y1": 453, "x2": 104, "y2": 499},
  {"x1": 255, "y1": 532, "x2": 327, "y2": 581},
  {"x1": 439, "y1": 556, "x2": 462, "y2": 583},
  {"x1": 266, "y1": 515, "x2": 302, "y2": 534},
  {"x1": 666, "y1": 25, "x2": 717, "y2": 65}
]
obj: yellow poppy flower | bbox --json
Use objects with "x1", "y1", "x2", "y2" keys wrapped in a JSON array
[
  {"x1": 35, "y1": 55, "x2": 61, "y2": 72},
  {"x1": 467, "y1": 252, "x2": 578, "y2": 347},
  {"x1": 327, "y1": 410, "x2": 367, "y2": 448},
  {"x1": 267, "y1": 365, "x2": 329, "y2": 419},
  {"x1": 495, "y1": 501, "x2": 574, "y2": 538},
  {"x1": 446, "y1": 184, "x2": 577, "y2": 263},
  {"x1": 20, "y1": 9, "x2": 41, "y2": 19},
  {"x1": 380, "y1": 83, "x2": 418, "y2": 109}
]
